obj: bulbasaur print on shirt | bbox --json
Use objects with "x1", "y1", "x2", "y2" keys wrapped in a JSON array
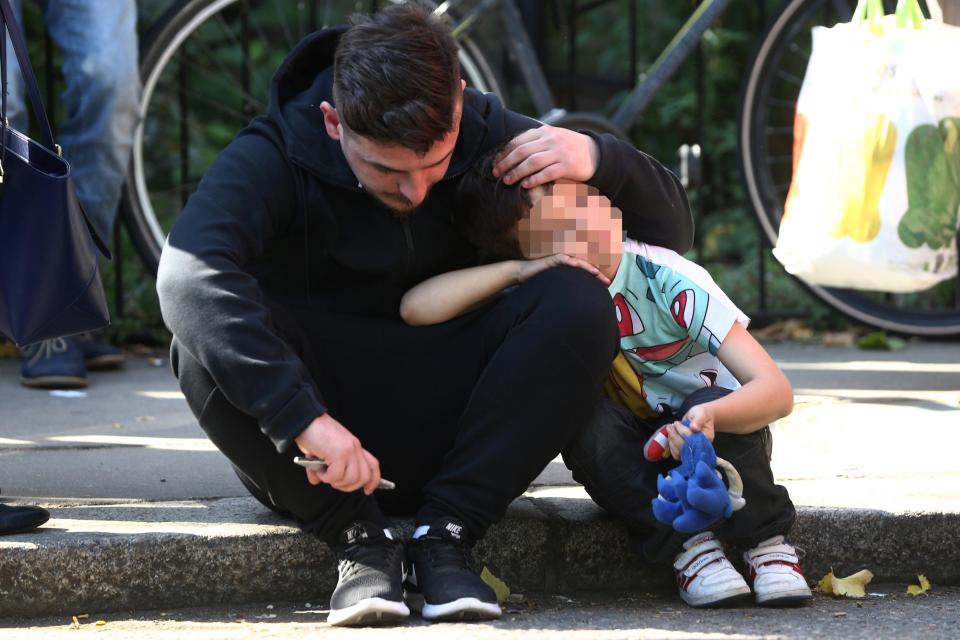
[{"x1": 603, "y1": 240, "x2": 749, "y2": 419}]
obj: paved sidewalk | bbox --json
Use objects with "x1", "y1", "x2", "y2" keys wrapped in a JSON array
[{"x1": 1, "y1": 341, "x2": 958, "y2": 617}]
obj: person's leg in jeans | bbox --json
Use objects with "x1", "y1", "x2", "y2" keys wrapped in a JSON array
[
  {"x1": 3, "y1": 0, "x2": 28, "y2": 133},
  {"x1": 42, "y1": 0, "x2": 140, "y2": 242},
  {"x1": 172, "y1": 266, "x2": 619, "y2": 545},
  {"x1": 563, "y1": 386, "x2": 796, "y2": 564},
  {"x1": 4, "y1": 0, "x2": 139, "y2": 240}
]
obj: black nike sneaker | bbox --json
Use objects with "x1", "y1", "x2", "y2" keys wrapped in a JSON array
[
  {"x1": 327, "y1": 520, "x2": 409, "y2": 627},
  {"x1": 404, "y1": 516, "x2": 502, "y2": 621}
]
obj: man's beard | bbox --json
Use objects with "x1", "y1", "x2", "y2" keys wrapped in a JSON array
[{"x1": 368, "y1": 188, "x2": 419, "y2": 218}]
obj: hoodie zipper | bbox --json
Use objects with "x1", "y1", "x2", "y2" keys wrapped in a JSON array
[{"x1": 400, "y1": 218, "x2": 415, "y2": 276}]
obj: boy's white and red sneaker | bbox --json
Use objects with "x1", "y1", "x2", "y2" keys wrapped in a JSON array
[
  {"x1": 742, "y1": 535, "x2": 813, "y2": 606},
  {"x1": 673, "y1": 532, "x2": 751, "y2": 607}
]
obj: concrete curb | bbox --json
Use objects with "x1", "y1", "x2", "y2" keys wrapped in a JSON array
[{"x1": 2, "y1": 496, "x2": 958, "y2": 618}]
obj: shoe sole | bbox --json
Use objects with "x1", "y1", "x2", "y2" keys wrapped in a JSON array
[
  {"x1": 757, "y1": 588, "x2": 813, "y2": 607},
  {"x1": 326, "y1": 598, "x2": 410, "y2": 627},
  {"x1": 681, "y1": 586, "x2": 752, "y2": 608},
  {"x1": 19, "y1": 375, "x2": 87, "y2": 389},
  {"x1": 421, "y1": 597, "x2": 502, "y2": 621},
  {"x1": 85, "y1": 355, "x2": 125, "y2": 370}
]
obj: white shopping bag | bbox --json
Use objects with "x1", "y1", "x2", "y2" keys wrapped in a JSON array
[{"x1": 774, "y1": 0, "x2": 960, "y2": 292}]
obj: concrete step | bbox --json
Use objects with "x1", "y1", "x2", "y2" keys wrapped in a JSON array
[{"x1": 2, "y1": 491, "x2": 958, "y2": 618}]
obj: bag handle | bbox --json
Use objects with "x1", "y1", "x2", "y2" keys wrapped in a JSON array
[
  {"x1": 852, "y1": 0, "x2": 886, "y2": 25},
  {"x1": 0, "y1": 0, "x2": 57, "y2": 152},
  {"x1": 896, "y1": 0, "x2": 944, "y2": 27}
]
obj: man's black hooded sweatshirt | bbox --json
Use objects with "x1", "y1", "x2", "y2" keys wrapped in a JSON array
[{"x1": 157, "y1": 27, "x2": 694, "y2": 455}]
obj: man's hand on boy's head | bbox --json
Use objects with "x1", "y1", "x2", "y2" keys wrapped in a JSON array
[
  {"x1": 514, "y1": 254, "x2": 611, "y2": 286},
  {"x1": 493, "y1": 126, "x2": 600, "y2": 189}
]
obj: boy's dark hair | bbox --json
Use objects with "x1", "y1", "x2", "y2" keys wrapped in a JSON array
[
  {"x1": 333, "y1": 1, "x2": 461, "y2": 154},
  {"x1": 455, "y1": 142, "x2": 533, "y2": 262}
]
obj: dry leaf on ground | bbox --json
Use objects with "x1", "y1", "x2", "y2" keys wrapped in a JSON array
[
  {"x1": 480, "y1": 566, "x2": 511, "y2": 603},
  {"x1": 906, "y1": 574, "x2": 931, "y2": 596},
  {"x1": 819, "y1": 568, "x2": 874, "y2": 598}
]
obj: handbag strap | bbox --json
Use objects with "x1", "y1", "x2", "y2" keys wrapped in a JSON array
[{"x1": 0, "y1": 0, "x2": 57, "y2": 152}]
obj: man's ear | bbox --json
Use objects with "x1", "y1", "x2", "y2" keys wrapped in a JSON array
[
  {"x1": 319, "y1": 101, "x2": 341, "y2": 141},
  {"x1": 461, "y1": 78, "x2": 466, "y2": 92}
]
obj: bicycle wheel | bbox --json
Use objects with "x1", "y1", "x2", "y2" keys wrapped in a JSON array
[
  {"x1": 739, "y1": 0, "x2": 960, "y2": 336},
  {"x1": 122, "y1": 0, "x2": 504, "y2": 276}
]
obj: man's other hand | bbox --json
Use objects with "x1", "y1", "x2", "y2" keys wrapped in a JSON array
[
  {"x1": 295, "y1": 414, "x2": 381, "y2": 495},
  {"x1": 493, "y1": 126, "x2": 600, "y2": 189}
]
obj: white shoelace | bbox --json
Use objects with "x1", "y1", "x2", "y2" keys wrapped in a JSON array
[{"x1": 21, "y1": 338, "x2": 69, "y2": 368}]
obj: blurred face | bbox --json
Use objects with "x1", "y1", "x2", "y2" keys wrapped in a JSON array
[{"x1": 518, "y1": 180, "x2": 623, "y2": 267}]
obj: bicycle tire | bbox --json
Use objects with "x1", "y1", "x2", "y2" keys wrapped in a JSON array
[
  {"x1": 739, "y1": 0, "x2": 960, "y2": 336},
  {"x1": 122, "y1": 0, "x2": 504, "y2": 276}
]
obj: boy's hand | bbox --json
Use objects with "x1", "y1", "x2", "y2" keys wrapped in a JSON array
[
  {"x1": 665, "y1": 420, "x2": 695, "y2": 461},
  {"x1": 515, "y1": 254, "x2": 611, "y2": 285},
  {"x1": 666, "y1": 406, "x2": 719, "y2": 459},
  {"x1": 294, "y1": 413, "x2": 381, "y2": 495},
  {"x1": 683, "y1": 404, "x2": 717, "y2": 443},
  {"x1": 493, "y1": 126, "x2": 600, "y2": 189}
]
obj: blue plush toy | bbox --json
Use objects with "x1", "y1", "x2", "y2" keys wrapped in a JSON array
[{"x1": 650, "y1": 425, "x2": 746, "y2": 533}]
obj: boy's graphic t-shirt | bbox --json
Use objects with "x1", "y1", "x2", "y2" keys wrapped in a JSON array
[{"x1": 603, "y1": 240, "x2": 750, "y2": 420}]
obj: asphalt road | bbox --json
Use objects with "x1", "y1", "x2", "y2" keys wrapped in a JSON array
[{"x1": 4, "y1": 586, "x2": 959, "y2": 639}]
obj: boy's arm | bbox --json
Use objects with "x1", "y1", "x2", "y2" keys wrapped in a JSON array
[
  {"x1": 400, "y1": 261, "x2": 520, "y2": 326},
  {"x1": 400, "y1": 255, "x2": 610, "y2": 326},
  {"x1": 665, "y1": 323, "x2": 794, "y2": 456}
]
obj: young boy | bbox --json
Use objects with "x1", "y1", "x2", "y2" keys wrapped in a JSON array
[{"x1": 400, "y1": 149, "x2": 813, "y2": 609}]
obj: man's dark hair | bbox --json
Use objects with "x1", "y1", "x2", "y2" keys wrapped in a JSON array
[
  {"x1": 455, "y1": 143, "x2": 532, "y2": 262},
  {"x1": 334, "y1": 1, "x2": 461, "y2": 154}
]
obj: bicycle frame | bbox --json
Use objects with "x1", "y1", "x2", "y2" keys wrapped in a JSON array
[{"x1": 438, "y1": 0, "x2": 734, "y2": 129}]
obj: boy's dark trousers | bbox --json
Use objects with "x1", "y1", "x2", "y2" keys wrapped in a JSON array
[
  {"x1": 170, "y1": 267, "x2": 619, "y2": 546},
  {"x1": 562, "y1": 387, "x2": 796, "y2": 565}
]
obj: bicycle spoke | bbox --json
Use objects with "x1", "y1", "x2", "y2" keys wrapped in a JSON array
[
  {"x1": 774, "y1": 69, "x2": 804, "y2": 86},
  {"x1": 767, "y1": 155, "x2": 793, "y2": 165},
  {"x1": 767, "y1": 98, "x2": 798, "y2": 110},
  {"x1": 788, "y1": 42, "x2": 810, "y2": 61},
  {"x1": 205, "y1": 12, "x2": 276, "y2": 99},
  {"x1": 154, "y1": 85, "x2": 261, "y2": 125},
  {"x1": 145, "y1": 178, "x2": 206, "y2": 198},
  {"x1": 158, "y1": 58, "x2": 269, "y2": 114},
  {"x1": 765, "y1": 126, "x2": 794, "y2": 135}
]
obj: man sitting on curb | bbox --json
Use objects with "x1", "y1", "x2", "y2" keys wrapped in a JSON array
[{"x1": 156, "y1": 0, "x2": 692, "y2": 627}]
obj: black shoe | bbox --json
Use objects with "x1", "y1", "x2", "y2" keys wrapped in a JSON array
[
  {"x1": 0, "y1": 496, "x2": 50, "y2": 535},
  {"x1": 327, "y1": 521, "x2": 409, "y2": 627},
  {"x1": 77, "y1": 332, "x2": 125, "y2": 370},
  {"x1": 404, "y1": 517, "x2": 502, "y2": 621}
]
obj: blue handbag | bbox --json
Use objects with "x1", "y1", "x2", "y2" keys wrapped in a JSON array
[{"x1": 0, "y1": 0, "x2": 111, "y2": 346}]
